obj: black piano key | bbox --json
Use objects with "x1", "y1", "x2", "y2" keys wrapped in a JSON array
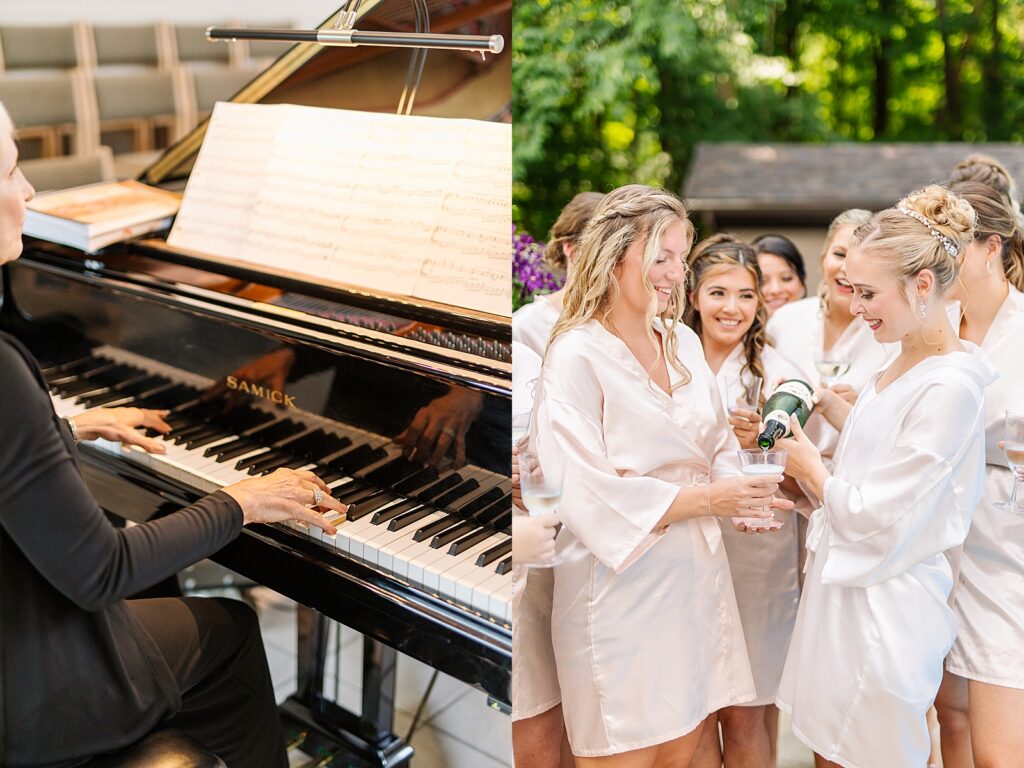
[
  {"x1": 236, "y1": 449, "x2": 290, "y2": 473},
  {"x1": 277, "y1": 430, "x2": 339, "y2": 462},
  {"x1": 475, "y1": 495, "x2": 512, "y2": 526},
  {"x1": 41, "y1": 355, "x2": 100, "y2": 379},
  {"x1": 316, "y1": 468, "x2": 348, "y2": 485},
  {"x1": 347, "y1": 493, "x2": 400, "y2": 522},
  {"x1": 209, "y1": 440, "x2": 262, "y2": 461},
  {"x1": 429, "y1": 521, "x2": 479, "y2": 549},
  {"x1": 244, "y1": 419, "x2": 305, "y2": 445},
  {"x1": 476, "y1": 539, "x2": 511, "y2": 567},
  {"x1": 496, "y1": 557, "x2": 513, "y2": 575},
  {"x1": 365, "y1": 457, "x2": 419, "y2": 487},
  {"x1": 387, "y1": 506, "x2": 434, "y2": 532},
  {"x1": 412, "y1": 514, "x2": 462, "y2": 543},
  {"x1": 433, "y1": 479, "x2": 480, "y2": 510},
  {"x1": 393, "y1": 466, "x2": 440, "y2": 495},
  {"x1": 335, "y1": 485, "x2": 384, "y2": 506},
  {"x1": 460, "y1": 487, "x2": 506, "y2": 520},
  {"x1": 250, "y1": 456, "x2": 308, "y2": 476},
  {"x1": 173, "y1": 424, "x2": 221, "y2": 445},
  {"x1": 185, "y1": 429, "x2": 238, "y2": 450},
  {"x1": 416, "y1": 473, "x2": 463, "y2": 503},
  {"x1": 448, "y1": 527, "x2": 493, "y2": 555},
  {"x1": 370, "y1": 498, "x2": 421, "y2": 525},
  {"x1": 331, "y1": 444, "x2": 387, "y2": 473},
  {"x1": 137, "y1": 383, "x2": 198, "y2": 410},
  {"x1": 49, "y1": 359, "x2": 118, "y2": 387},
  {"x1": 227, "y1": 408, "x2": 276, "y2": 433}
]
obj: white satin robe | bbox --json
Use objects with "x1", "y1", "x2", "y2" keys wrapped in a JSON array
[
  {"x1": 537, "y1": 320, "x2": 755, "y2": 756},
  {"x1": 946, "y1": 286, "x2": 1024, "y2": 689},
  {"x1": 776, "y1": 347, "x2": 995, "y2": 768},
  {"x1": 512, "y1": 293, "x2": 560, "y2": 357},
  {"x1": 715, "y1": 344, "x2": 803, "y2": 705},
  {"x1": 766, "y1": 297, "x2": 897, "y2": 475},
  {"x1": 511, "y1": 301, "x2": 563, "y2": 721}
]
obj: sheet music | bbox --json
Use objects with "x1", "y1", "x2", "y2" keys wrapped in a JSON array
[{"x1": 168, "y1": 103, "x2": 512, "y2": 316}]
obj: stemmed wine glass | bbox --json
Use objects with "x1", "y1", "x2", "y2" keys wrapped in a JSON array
[
  {"x1": 996, "y1": 410, "x2": 1024, "y2": 512},
  {"x1": 735, "y1": 448, "x2": 786, "y2": 530},
  {"x1": 815, "y1": 357, "x2": 852, "y2": 387}
]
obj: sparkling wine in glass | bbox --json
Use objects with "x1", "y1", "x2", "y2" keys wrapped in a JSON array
[
  {"x1": 815, "y1": 357, "x2": 852, "y2": 387},
  {"x1": 516, "y1": 444, "x2": 565, "y2": 567},
  {"x1": 735, "y1": 448, "x2": 786, "y2": 530},
  {"x1": 996, "y1": 410, "x2": 1024, "y2": 512}
]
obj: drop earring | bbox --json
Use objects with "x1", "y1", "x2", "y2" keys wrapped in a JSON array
[
  {"x1": 987, "y1": 259, "x2": 993, "y2": 274},
  {"x1": 918, "y1": 298, "x2": 926, "y2": 319}
]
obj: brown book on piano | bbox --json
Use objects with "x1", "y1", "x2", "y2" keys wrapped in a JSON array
[{"x1": 24, "y1": 180, "x2": 181, "y2": 254}]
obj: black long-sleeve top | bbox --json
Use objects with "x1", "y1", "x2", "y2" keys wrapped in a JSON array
[{"x1": 0, "y1": 332, "x2": 244, "y2": 767}]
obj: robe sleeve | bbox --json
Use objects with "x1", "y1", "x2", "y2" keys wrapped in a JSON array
[
  {"x1": 819, "y1": 378, "x2": 984, "y2": 587},
  {"x1": 536, "y1": 348, "x2": 680, "y2": 574}
]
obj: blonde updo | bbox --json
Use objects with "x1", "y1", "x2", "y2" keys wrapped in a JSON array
[
  {"x1": 548, "y1": 184, "x2": 695, "y2": 388},
  {"x1": 852, "y1": 185, "x2": 975, "y2": 297}
]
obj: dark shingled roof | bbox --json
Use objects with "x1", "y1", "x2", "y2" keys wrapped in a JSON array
[{"x1": 683, "y1": 142, "x2": 1024, "y2": 219}]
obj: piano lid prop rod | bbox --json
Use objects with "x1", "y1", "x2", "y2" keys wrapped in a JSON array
[{"x1": 206, "y1": 27, "x2": 504, "y2": 56}]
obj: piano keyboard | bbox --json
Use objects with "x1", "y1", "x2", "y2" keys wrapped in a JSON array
[{"x1": 44, "y1": 347, "x2": 513, "y2": 626}]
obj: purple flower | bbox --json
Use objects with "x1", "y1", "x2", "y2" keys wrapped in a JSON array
[{"x1": 513, "y1": 226, "x2": 563, "y2": 310}]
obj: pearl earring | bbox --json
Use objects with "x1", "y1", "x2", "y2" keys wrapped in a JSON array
[{"x1": 918, "y1": 298, "x2": 926, "y2": 319}]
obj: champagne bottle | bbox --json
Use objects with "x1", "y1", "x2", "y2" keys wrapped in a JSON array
[{"x1": 757, "y1": 379, "x2": 814, "y2": 451}]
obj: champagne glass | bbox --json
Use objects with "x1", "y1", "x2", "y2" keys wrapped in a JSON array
[
  {"x1": 735, "y1": 448, "x2": 786, "y2": 530},
  {"x1": 727, "y1": 375, "x2": 763, "y2": 415},
  {"x1": 996, "y1": 410, "x2": 1024, "y2": 512},
  {"x1": 815, "y1": 357, "x2": 852, "y2": 387},
  {"x1": 516, "y1": 443, "x2": 565, "y2": 567}
]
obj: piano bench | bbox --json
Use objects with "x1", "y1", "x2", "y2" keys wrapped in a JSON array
[{"x1": 85, "y1": 730, "x2": 225, "y2": 768}]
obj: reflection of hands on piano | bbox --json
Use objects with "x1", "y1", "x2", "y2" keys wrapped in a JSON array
[
  {"x1": 221, "y1": 467, "x2": 347, "y2": 535},
  {"x1": 394, "y1": 388, "x2": 484, "y2": 468},
  {"x1": 205, "y1": 348, "x2": 296, "y2": 409},
  {"x1": 71, "y1": 407, "x2": 172, "y2": 454}
]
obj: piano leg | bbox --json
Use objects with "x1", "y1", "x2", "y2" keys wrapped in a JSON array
[{"x1": 283, "y1": 608, "x2": 414, "y2": 767}]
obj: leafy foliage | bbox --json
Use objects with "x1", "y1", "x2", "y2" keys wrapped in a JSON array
[{"x1": 514, "y1": 0, "x2": 1024, "y2": 236}]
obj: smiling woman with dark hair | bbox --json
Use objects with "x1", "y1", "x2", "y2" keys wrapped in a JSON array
[{"x1": 0, "y1": 102, "x2": 346, "y2": 768}]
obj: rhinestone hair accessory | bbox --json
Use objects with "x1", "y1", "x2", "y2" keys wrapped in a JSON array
[{"x1": 897, "y1": 204, "x2": 959, "y2": 257}]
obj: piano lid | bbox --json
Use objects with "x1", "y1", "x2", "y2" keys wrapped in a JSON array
[{"x1": 141, "y1": 0, "x2": 511, "y2": 186}]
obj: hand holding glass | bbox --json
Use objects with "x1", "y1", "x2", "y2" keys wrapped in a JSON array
[
  {"x1": 996, "y1": 409, "x2": 1024, "y2": 513},
  {"x1": 516, "y1": 445, "x2": 564, "y2": 567},
  {"x1": 734, "y1": 448, "x2": 786, "y2": 530}
]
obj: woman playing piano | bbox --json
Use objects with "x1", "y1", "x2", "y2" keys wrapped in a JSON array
[
  {"x1": 0, "y1": 102, "x2": 345, "y2": 768},
  {"x1": 533, "y1": 184, "x2": 792, "y2": 766}
]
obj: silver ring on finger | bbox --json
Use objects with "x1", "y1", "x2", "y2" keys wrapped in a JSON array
[
  {"x1": 312, "y1": 486, "x2": 324, "y2": 507},
  {"x1": 441, "y1": 426, "x2": 457, "y2": 440}
]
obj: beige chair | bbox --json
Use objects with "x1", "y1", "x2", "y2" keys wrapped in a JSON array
[
  {"x1": 89, "y1": 24, "x2": 164, "y2": 70},
  {"x1": 0, "y1": 23, "x2": 90, "y2": 74},
  {"x1": 0, "y1": 70, "x2": 98, "y2": 158},
  {"x1": 91, "y1": 68, "x2": 192, "y2": 153},
  {"x1": 171, "y1": 23, "x2": 239, "y2": 68},
  {"x1": 189, "y1": 65, "x2": 261, "y2": 118},
  {"x1": 19, "y1": 146, "x2": 116, "y2": 192}
]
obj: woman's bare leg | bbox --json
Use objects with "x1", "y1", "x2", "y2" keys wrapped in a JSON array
[
  {"x1": 573, "y1": 718, "x2": 706, "y2": 768},
  {"x1": 689, "y1": 711, "x2": 722, "y2": 768},
  {"x1": 967, "y1": 679, "x2": 1024, "y2": 768},
  {"x1": 514, "y1": 704, "x2": 569, "y2": 768},
  {"x1": 718, "y1": 705, "x2": 770, "y2": 768},
  {"x1": 935, "y1": 670, "x2": 975, "y2": 768},
  {"x1": 764, "y1": 706, "x2": 780, "y2": 768}
]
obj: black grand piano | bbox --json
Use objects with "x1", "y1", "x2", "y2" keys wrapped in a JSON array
[{"x1": 1, "y1": 2, "x2": 511, "y2": 765}]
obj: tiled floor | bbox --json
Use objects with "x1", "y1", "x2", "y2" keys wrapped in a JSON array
[{"x1": 251, "y1": 587, "x2": 512, "y2": 768}]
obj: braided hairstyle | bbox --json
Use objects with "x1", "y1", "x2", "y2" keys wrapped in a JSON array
[
  {"x1": 548, "y1": 184, "x2": 695, "y2": 389},
  {"x1": 949, "y1": 180, "x2": 1024, "y2": 292},
  {"x1": 542, "y1": 192, "x2": 606, "y2": 274},
  {"x1": 685, "y1": 236, "x2": 768, "y2": 405}
]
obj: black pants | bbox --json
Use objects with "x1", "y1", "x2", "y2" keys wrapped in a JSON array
[{"x1": 127, "y1": 597, "x2": 288, "y2": 768}]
